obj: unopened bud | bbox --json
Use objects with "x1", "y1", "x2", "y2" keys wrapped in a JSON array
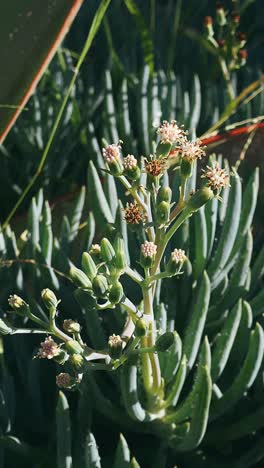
[
  {"x1": 63, "y1": 319, "x2": 81, "y2": 334},
  {"x1": 109, "y1": 281, "x2": 124, "y2": 304},
  {"x1": 203, "y1": 16, "x2": 214, "y2": 38},
  {"x1": 135, "y1": 318, "x2": 148, "y2": 337},
  {"x1": 65, "y1": 340, "x2": 83, "y2": 355},
  {"x1": 100, "y1": 238, "x2": 115, "y2": 263},
  {"x1": 140, "y1": 241, "x2": 157, "y2": 268},
  {"x1": 114, "y1": 237, "x2": 127, "y2": 271},
  {"x1": 8, "y1": 295, "x2": 29, "y2": 314},
  {"x1": 236, "y1": 32, "x2": 246, "y2": 48},
  {"x1": 156, "y1": 201, "x2": 170, "y2": 225},
  {"x1": 41, "y1": 288, "x2": 59, "y2": 310},
  {"x1": 185, "y1": 187, "x2": 214, "y2": 213},
  {"x1": 102, "y1": 143, "x2": 124, "y2": 176},
  {"x1": 56, "y1": 373, "x2": 74, "y2": 389},
  {"x1": 155, "y1": 332, "x2": 175, "y2": 352},
  {"x1": 216, "y1": 3, "x2": 226, "y2": 26},
  {"x1": 237, "y1": 49, "x2": 248, "y2": 66},
  {"x1": 166, "y1": 248, "x2": 186, "y2": 276},
  {"x1": 89, "y1": 244, "x2": 101, "y2": 257},
  {"x1": 70, "y1": 266, "x2": 92, "y2": 289},
  {"x1": 157, "y1": 186, "x2": 172, "y2": 204},
  {"x1": 123, "y1": 155, "x2": 141, "y2": 181},
  {"x1": 108, "y1": 334, "x2": 123, "y2": 359},
  {"x1": 70, "y1": 353, "x2": 85, "y2": 371},
  {"x1": 92, "y1": 275, "x2": 109, "y2": 298},
  {"x1": 180, "y1": 157, "x2": 193, "y2": 179},
  {"x1": 217, "y1": 39, "x2": 226, "y2": 49},
  {"x1": 81, "y1": 252, "x2": 97, "y2": 280},
  {"x1": 231, "y1": 11, "x2": 240, "y2": 25}
]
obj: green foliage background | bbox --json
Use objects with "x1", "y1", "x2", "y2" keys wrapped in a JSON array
[{"x1": 0, "y1": 1, "x2": 264, "y2": 467}]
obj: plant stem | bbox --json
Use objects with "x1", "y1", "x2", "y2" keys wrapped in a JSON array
[
  {"x1": 125, "y1": 266, "x2": 143, "y2": 284},
  {"x1": 218, "y1": 56, "x2": 235, "y2": 101},
  {"x1": 118, "y1": 175, "x2": 148, "y2": 212},
  {"x1": 141, "y1": 272, "x2": 161, "y2": 396}
]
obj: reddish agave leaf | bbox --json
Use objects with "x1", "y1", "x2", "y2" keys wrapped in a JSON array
[{"x1": 0, "y1": 0, "x2": 83, "y2": 144}]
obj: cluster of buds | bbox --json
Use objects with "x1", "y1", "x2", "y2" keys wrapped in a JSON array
[
  {"x1": 102, "y1": 141, "x2": 140, "y2": 181},
  {"x1": 203, "y1": 2, "x2": 248, "y2": 71},
  {"x1": 70, "y1": 237, "x2": 126, "y2": 311}
]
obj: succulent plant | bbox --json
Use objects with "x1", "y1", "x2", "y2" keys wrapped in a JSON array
[{"x1": 1, "y1": 120, "x2": 264, "y2": 466}]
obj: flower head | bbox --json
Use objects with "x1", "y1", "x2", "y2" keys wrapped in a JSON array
[
  {"x1": 102, "y1": 141, "x2": 122, "y2": 164},
  {"x1": 56, "y1": 373, "x2": 72, "y2": 388},
  {"x1": 108, "y1": 334, "x2": 123, "y2": 359},
  {"x1": 201, "y1": 163, "x2": 229, "y2": 192},
  {"x1": 141, "y1": 241, "x2": 157, "y2": 258},
  {"x1": 157, "y1": 120, "x2": 186, "y2": 144},
  {"x1": 89, "y1": 244, "x2": 101, "y2": 256},
  {"x1": 108, "y1": 334, "x2": 122, "y2": 347},
  {"x1": 145, "y1": 157, "x2": 167, "y2": 177},
  {"x1": 63, "y1": 319, "x2": 81, "y2": 334},
  {"x1": 180, "y1": 139, "x2": 206, "y2": 162},
  {"x1": 37, "y1": 336, "x2": 60, "y2": 359},
  {"x1": 171, "y1": 248, "x2": 186, "y2": 264},
  {"x1": 8, "y1": 294, "x2": 28, "y2": 312},
  {"x1": 124, "y1": 202, "x2": 144, "y2": 225},
  {"x1": 123, "y1": 154, "x2": 137, "y2": 170}
]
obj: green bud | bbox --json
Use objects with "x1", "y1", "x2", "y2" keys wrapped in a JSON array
[
  {"x1": 41, "y1": 288, "x2": 59, "y2": 310},
  {"x1": 157, "y1": 186, "x2": 172, "y2": 204},
  {"x1": 63, "y1": 319, "x2": 81, "y2": 334},
  {"x1": 156, "y1": 201, "x2": 170, "y2": 225},
  {"x1": 185, "y1": 187, "x2": 214, "y2": 213},
  {"x1": 74, "y1": 288, "x2": 97, "y2": 310},
  {"x1": 0, "y1": 319, "x2": 13, "y2": 335},
  {"x1": 81, "y1": 252, "x2": 97, "y2": 280},
  {"x1": 166, "y1": 248, "x2": 186, "y2": 276},
  {"x1": 114, "y1": 237, "x2": 127, "y2": 271},
  {"x1": 100, "y1": 238, "x2": 115, "y2": 263},
  {"x1": 109, "y1": 281, "x2": 124, "y2": 304},
  {"x1": 8, "y1": 295, "x2": 29, "y2": 314},
  {"x1": 92, "y1": 275, "x2": 109, "y2": 298},
  {"x1": 70, "y1": 266, "x2": 92, "y2": 289},
  {"x1": 109, "y1": 159, "x2": 124, "y2": 177},
  {"x1": 65, "y1": 340, "x2": 83, "y2": 355},
  {"x1": 135, "y1": 318, "x2": 148, "y2": 337},
  {"x1": 140, "y1": 241, "x2": 157, "y2": 268},
  {"x1": 180, "y1": 158, "x2": 193, "y2": 179},
  {"x1": 124, "y1": 165, "x2": 141, "y2": 182},
  {"x1": 155, "y1": 332, "x2": 175, "y2": 352},
  {"x1": 70, "y1": 353, "x2": 85, "y2": 371},
  {"x1": 156, "y1": 141, "x2": 172, "y2": 158},
  {"x1": 108, "y1": 334, "x2": 123, "y2": 359}
]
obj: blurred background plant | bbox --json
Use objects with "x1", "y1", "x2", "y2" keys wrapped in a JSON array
[{"x1": 0, "y1": 0, "x2": 264, "y2": 467}]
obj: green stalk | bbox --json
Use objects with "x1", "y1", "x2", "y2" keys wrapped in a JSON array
[
  {"x1": 141, "y1": 271, "x2": 161, "y2": 396},
  {"x1": 3, "y1": 0, "x2": 111, "y2": 229}
]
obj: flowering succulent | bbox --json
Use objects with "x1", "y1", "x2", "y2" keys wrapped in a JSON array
[{"x1": 4, "y1": 119, "x2": 263, "y2": 461}]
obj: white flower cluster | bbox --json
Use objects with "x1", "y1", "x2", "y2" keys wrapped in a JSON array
[{"x1": 141, "y1": 241, "x2": 157, "y2": 258}]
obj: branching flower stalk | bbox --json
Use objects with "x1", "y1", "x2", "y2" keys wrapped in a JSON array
[
  {"x1": 203, "y1": 4, "x2": 249, "y2": 101},
  {"x1": 4, "y1": 120, "x2": 229, "y2": 411}
]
